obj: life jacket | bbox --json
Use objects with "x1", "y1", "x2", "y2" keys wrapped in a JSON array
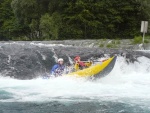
[
  {"x1": 74, "y1": 61, "x2": 92, "y2": 71},
  {"x1": 74, "y1": 61, "x2": 85, "y2": 71},
  {"x1": 51, "y1": 64, "x2": 65, "y2": 76}
]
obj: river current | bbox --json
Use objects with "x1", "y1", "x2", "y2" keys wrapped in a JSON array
[{"x1": 0, "y1": 42, "x2": 150, "y2": 113}]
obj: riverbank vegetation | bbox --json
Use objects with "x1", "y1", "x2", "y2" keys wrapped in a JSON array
[{"x1": 0, "y1": 0, "x2": 150, "y2": 41}]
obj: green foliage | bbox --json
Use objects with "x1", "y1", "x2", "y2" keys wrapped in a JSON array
[
  {"x1": 0, "y1": 0, "x2": 150, "y2": 40},
  {"x1": 144, "y1": 39, "x2": 149, "y2": 43},
  {"x1": 106, "y1": 43, "x2": 117, "y2": 48},
  {"x1": 116, "y1": 40, "x2": 121, "y2": 44},
  {"x1": 99, "y1": 43, "x2": 104, "y2": 48},
  {"x1": 144, "y1": 36, "x2": 150, "y2": 43},
  {"x1": 145, "y1": 36, "x2": 150, "y2": 39},
  {"x1": 40, "y1": 14, "x2": 52, "y2": 39},
  {"x1": 40, "y1": 13, "x2": 62, "y2": 40},
  {"x1": 132, "y1": 35, "x2": 150, "y2": 44},
  {"x1": 12, "y1": 36, "x2": 29, "y2": 41},
  {"x1": 132, "y1": 36, "x2": 143, "y2": 44},
  {"x1": 0, "y1": 0, "x2": 16, "y2": 40},
  {"x1": 105, "y1": 39, "x2": 121, "y2": 48}
]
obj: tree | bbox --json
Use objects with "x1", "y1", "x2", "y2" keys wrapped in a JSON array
[
  {"x1": 0, "y1": 0, "x2": 17, "y2": 40},
  {"x1": 40, "y1": 13, "x2": 62, "y2": 39},
  {"x1": 1, "y1": 0, "x2": 150, "y2": 40},
  {"x1": 136, "y1": 0, "x2": 150, "y2": 33}
]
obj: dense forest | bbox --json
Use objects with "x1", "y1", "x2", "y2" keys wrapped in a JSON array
[{"x1": 0, "y1": 0, "x2": 150, "y2": 40}]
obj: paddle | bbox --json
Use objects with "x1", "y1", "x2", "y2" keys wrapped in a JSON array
[{"x1": 81, "y1": 59, "x2": 108, "y2": 63}]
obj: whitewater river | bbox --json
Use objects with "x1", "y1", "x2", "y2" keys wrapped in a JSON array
[{"x1": 0, "y1": 55, "x2": 150, "y2": 113}]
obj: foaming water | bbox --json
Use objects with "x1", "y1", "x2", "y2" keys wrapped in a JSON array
[{"x1": 0, "y1": 57, "x2": 150, "y2": 106}]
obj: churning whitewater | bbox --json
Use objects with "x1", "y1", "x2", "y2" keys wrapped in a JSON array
[
  {"x1": 0, "y1": 42, "x2": 150, "y2": 113},
  {"x1": 0, "y1": 56, "x2": 150, "y2": 104}
]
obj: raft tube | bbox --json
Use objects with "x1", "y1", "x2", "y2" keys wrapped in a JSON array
[{"x1": 67, "y1": 56, "x2": 117, "y2": 79}]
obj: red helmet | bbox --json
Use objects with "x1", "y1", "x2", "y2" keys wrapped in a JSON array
[{"x1": 74, "y1": 56, "x2": 80, "y2": 61}]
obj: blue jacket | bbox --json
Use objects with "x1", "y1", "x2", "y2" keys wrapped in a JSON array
[{"x1": 51, "y1": 64, "x2": 65, "y2": 76}]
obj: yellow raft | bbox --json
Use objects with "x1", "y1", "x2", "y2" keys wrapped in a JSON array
[{"x1": 67, "y1": 56, "x2": 117, "y2": 79}]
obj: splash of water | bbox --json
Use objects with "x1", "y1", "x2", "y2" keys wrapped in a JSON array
[{"x1": 0, "y1": 56, "x2": 150, "y2": 106}]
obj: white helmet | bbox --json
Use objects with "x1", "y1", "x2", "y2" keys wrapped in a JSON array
[{"x1": 58, "y1": 58, "x2": 64, "y2": 62}]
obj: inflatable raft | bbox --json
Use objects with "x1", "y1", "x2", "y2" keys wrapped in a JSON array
[{"x1": 67, "y1": 56, "x2": 117, "y2": 79}]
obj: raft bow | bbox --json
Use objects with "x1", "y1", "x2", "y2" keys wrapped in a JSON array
[{"x1": 67, "y1": 56, "x2": 117, "y2": 79}]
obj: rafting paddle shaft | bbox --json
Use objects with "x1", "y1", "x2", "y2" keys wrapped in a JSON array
[{"x1": 82, "y1": 59, "x2": 108, "y2": 63}]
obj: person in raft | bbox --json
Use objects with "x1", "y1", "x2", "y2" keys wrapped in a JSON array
[
  {"x1": 51, "y1": 58, "x2": 65, "y2": 77},
  {"x1": 74, "y1": 56, "x2": 92, "y2": 71}
]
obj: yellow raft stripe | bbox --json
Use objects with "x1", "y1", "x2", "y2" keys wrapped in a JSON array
[{"x1": 67, "y1": 56, "x2": 115, "y2": 77}]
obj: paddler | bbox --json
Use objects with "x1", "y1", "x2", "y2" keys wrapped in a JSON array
[
  {"x1": 51, "y1": 58, "x2": 65, "y2": 77},
  {"x1": 74, "y1": 56, "x2": 92, "y2": 71}
]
